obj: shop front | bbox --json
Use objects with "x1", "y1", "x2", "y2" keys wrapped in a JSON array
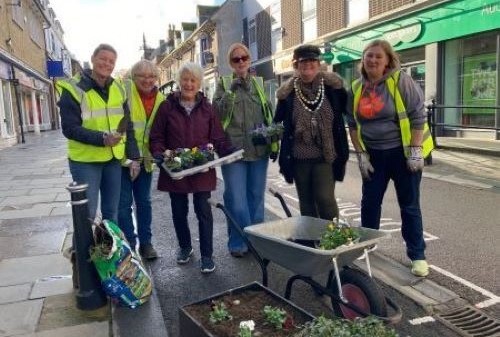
[{"x1": 329, "y1": 0, "x2": 500, "y2": 139}]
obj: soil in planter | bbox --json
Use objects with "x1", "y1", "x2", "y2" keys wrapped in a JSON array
[{"x1": 183, "y1": 289, "x2": 312, "y2": 337}]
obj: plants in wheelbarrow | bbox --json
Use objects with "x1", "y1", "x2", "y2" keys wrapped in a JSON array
[
  {"x1": 294, "y1": 315, "x2": 398, "y2": 337},
  {"x1": 318, "y1": 220, "x2": 360, "y2": 250}
]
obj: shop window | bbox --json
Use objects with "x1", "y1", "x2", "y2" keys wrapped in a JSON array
[
  {"x1": 443, "y1": 32, "x2": 497, "y2": 129},
  {"x1": 346, "y1": 0, "x2": 368, "y2": 26},
  {"x1": 302, "y1": 0, "x2": 317, "y2": 42}
]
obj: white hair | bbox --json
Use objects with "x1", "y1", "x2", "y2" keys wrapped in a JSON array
[{"x1": 176, "y1": 62, "x2": 204, "y2": 87}]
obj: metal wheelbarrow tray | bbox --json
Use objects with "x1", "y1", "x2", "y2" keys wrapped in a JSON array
[{"x1": 244, "y1": 215, "x2": 386, "y2": 277}]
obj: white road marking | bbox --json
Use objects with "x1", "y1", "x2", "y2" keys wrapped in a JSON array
[
  {"x1": 475, "y1": 297, "x2": 500, "y2": 308},
  {"x1": 409, "y1": 316, "x2": 435, "y2": 325},
  {"x1": 430, "y1": 264, "x2": 500, "y2": 304}
]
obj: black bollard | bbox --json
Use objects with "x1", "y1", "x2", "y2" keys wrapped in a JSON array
[{"x1": 66, "y1": 182, "x2": 107, "y2": 310}]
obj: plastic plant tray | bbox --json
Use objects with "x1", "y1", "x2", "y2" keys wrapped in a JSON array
[
  {"x1": 162, "y1": 149, "x2": 244, "y2": 180},
  {"x1": 244, "y1": 216, "x2": 388, "y2": 277}
]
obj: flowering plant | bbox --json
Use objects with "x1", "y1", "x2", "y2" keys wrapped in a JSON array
[
  {"x1": 250, "y1": 122, "x2": 284, "y2": 153},
  {"x1": 318, "y1": 219, "x2": 360, "y2": 250},
  {"x1": 163, "y1": 143, "x2": 215, "y2": 172}
]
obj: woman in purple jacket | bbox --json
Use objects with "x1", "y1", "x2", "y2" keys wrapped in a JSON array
[{"x1": 149, "y1": 62, "x2": 231, "y2": 273}]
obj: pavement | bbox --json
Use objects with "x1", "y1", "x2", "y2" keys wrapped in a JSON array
[{"x1": 0, "y1": 130, "x2": 498, "y2": 337}]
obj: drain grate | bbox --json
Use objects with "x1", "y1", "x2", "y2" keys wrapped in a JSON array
[{"x1": 436, "y1": 306, "x2": 500, "y2": 337}]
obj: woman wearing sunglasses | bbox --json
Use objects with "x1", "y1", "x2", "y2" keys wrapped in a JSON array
[{"x1": 213, "y1": 43, "x2": 273, "y2": 257}]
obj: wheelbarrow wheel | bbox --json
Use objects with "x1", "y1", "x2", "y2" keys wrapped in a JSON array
[{"x1": 331, "y1": 268, "x2": 387, "y2": 320}]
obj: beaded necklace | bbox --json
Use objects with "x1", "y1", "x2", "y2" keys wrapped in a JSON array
[{"x1": 293, "y1": 77, "x2": 325, "y2": 112}]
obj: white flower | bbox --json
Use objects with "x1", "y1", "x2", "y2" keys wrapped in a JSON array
[
  {"x1": 174, "y1": 157, "x2": 182, "y2": 163},
  {"x1": 239, "y1": 320, "x2": 255, "y2": 331}
]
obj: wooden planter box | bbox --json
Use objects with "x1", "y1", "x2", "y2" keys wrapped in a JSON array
[{"x1": 179, "y1": 282, "x2": 315, "y2": 337}]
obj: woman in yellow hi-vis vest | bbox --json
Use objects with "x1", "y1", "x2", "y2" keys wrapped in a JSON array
[
  {"x1": 118, "y1": 60, "x2": 165, "y2": 260},
  {"x1": 346, "y1": 39, "x2": 434, "y2": 278},
  {"x1": 212, "y1": 43, "x2": 273, "y2": 257},
  {"x1": 57, "y1": 44, "x2": 139, "y2": 225}
]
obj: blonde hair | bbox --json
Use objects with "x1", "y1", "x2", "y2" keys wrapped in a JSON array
[
  {"x1": 360, "y1": 39, "x2": 400, "y2": 78},
  {"x1": 227, "y1": 43, "x2": 251, "y2": 66},
  {"x1": 130, "y1": 60, "x2": 159, "y2": 79}
]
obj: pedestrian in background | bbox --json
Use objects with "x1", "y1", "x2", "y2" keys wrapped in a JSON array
[
  {"x1": 273, "y1": 44, "x2": 349, "y2": 221},
  {"x1": 346, "y1": 39, "x2": 434, "y2": 277},
  {"x1": 118, "y1": 60, "x2": 165, "y2": 260},
  {"x1": 57, "y1": 43, "x2": 139, "y2": 224},
  {"x1": 149, "y1": 62, "x2": 232, "y2": 273},
  {"x1": 212, "y1": 42, "x2": 273, "y2": 257}
]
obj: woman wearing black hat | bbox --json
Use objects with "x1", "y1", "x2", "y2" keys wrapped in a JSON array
[{"x1": 273, "y1": 44, "x2": 349, "y2": 220}]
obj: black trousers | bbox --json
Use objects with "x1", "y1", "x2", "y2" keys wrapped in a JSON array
[{"x1": 169, "y1": 191, "x2": 213, "y2": 258}]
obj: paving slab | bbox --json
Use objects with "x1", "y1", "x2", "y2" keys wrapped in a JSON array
[
  {"x1": 0, "y1": 254, "x2": 71, "y2": 286},
  {"x1": 0, "y1": 215, "x2": 71, "y2": 235},
  {"x1": 0, "y1": 207, "x2": 52, "y2": 220},
  {"x1": 0, "y1": 194, "x2": 57, "y2": 207},
  {"x1": 0, "y1": 230, "x2": 65, "y2": 259},
  {"x1": 0, "y1": 284, "x2": 32, "y2": 304},
  {"x1": 36, "y1": 293, "x2": 110, "y2": 332},
  {"x1": 16, "y1": 321, "x2": 109, "y2": 337},
  {"x1": 0, "y1": 299, "x2": 43, "y2": 336},
  {"x1": 30, "y1": 276, "x2": 73, "y2": 299}
]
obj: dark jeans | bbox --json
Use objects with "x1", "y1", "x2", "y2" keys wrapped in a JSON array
[
  {"x1": 361, "y1": 146, "x2": 426, "y2": 260},
  {"x1": 118, "y1": 166, "x2": 153, "y2": 250},
  {"x1": 293, "y1": 159, "x2": 338, "y2": 220},
  {"x1": 169, "y1": 191, "x2": 213, "y2": 258}
]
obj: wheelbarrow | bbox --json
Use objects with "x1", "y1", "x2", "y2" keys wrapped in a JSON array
[{"x1": 209, "y1": 189, "x2": 402, "y2": 324}]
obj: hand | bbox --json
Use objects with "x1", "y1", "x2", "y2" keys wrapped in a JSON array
[
  {"x1": 103, "y1": 132, "x2": 122, "y2": 147},
  {"x1": 230, "y1": 77, "x2": 242, "y2": 91},
  {"x1": 407, "y1": 146, "x2": 424, "y2": 172},
  {"x1": 269, "y1": 152, "x2": 278, "y2": 162},
  {"x1": 356, "y1": 152, "x2": 374, "y2": 180},
  {"x1": 129, "y1": 161, "x2": 141, "y2": 181},
  {"x1": 153, "y1": 154, "x2": 165, "y2": 168}
]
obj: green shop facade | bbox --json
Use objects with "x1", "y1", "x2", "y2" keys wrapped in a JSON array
[{"x1": 329, "y1": 0, "x2": 500, "y2": 140}]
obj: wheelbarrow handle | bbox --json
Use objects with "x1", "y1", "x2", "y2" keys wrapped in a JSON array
[
  {"x1": 268, "y1": 188, "x2": 292, "y2": 218},
  {"x1": 207, "y1": 198, "x2": 270, "y2": 285}
]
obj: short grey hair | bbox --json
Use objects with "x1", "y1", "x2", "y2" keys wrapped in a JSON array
[
  {"x1": 176, "y1": 62, "x2": 204, "y2": 87},
  {"x1": 130, "y1": 59, "x2": 159, "y2": 79}
]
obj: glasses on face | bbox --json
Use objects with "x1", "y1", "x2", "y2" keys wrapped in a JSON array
[
  {"x1": 231, "y1": 55, "x2": 249, "y2": 63},
  {"x1": 135, "y1": 74, "x2": 156, "y2": 80}
]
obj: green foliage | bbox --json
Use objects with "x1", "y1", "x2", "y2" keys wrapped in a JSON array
[
  {"x1": 262, "y1": 305, "x2": 287, "y2": 330},
  {"x1": 237, "y1": 325, "x2": 252, "y2": 337},
  {"x1": 209, "y1": 301, "x2": 232, "y2": 324},
  {"x1": 295, "y1": 316, "x2": 398, "y2": 337},
  {"x1": 319, "y1": 222, "x2": 359, "y2": 250}
]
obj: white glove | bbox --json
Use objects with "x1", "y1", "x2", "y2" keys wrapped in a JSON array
[
  {"x1": 129, "y1": 160, "x2": 141, "y2": 181},
  {"x1": 407, "y1": 146, "x2": 424, "y2": 172},
  {"x1": 356, "y1": 152, "x2": 374, "y2": 180}
]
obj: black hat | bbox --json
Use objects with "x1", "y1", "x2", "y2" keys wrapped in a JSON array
[{"x1": 293, "y1": 44, "x2": 321, "y2": 62}]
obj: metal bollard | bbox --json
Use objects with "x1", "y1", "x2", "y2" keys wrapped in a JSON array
[{"x1": 66, "y1": 182, "x2": 107, "y2": 310}]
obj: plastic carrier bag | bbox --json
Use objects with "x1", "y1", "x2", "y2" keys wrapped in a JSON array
[{"x1": 90, "y1": 219, "x2": 152, "y2": 308}]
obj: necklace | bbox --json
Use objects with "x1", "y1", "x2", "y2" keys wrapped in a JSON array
[{"x1": 294, "y1": 77, "x2": 325, "y2": 112}]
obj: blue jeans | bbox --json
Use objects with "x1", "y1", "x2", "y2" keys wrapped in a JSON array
[
  {"x1": 169, "y1": 191, "x2": 213, "y2": 258},
  {"x1": 361, "y1": 147, "x2": 426, "y2": 261},
  {"x1": 117, "y1": 166, "x2": 153, "y2": 249},
  {"x1": 68, "y1": 159, "x2": 122, "y2": 223},
  {"x1": 221, "y1": 158, "x2": 268, "y2": 252}
]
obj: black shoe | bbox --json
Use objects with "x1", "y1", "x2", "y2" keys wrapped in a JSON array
[
  {"x1": 139, "y1": 243, "x2": 158, "y2": 260},
  {"x1": 176, "y1": 247, "x2": 193, "y2": 264},
  {"x1": 230, "y1": 250, "x2": 246, "y2": 258},
  {"x1": 200, "y1": 257, "x2": 215, "y2": 273}
]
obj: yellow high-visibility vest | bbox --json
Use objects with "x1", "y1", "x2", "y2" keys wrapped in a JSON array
[
  {"x1": 56, "y1": 76, "x2": 127, "y2": 162},
  {"x1": 124, "y1": 80, "x2": 165, "y2": 172},
  {"x1": 352, "y1": 70, "x2": 434, "y2": 158},
  {"x1": 220, "y1": 75, "x2": 273, "y2": 130}
]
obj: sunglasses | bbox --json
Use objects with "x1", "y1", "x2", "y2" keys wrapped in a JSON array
[{"x1": 231, "y1": 55, "x2": 249, "y2": 63}]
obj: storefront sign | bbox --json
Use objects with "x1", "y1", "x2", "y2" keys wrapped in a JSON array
[
  {"x1": 330, "y1": 0, "x2": 500, "y2": 65},
  {"x1": 383, "y1": 22, "x2": 422, "y2": 46},
  {"x1": 273, "y1": 53, "x2": 294, "y2": 74}
]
